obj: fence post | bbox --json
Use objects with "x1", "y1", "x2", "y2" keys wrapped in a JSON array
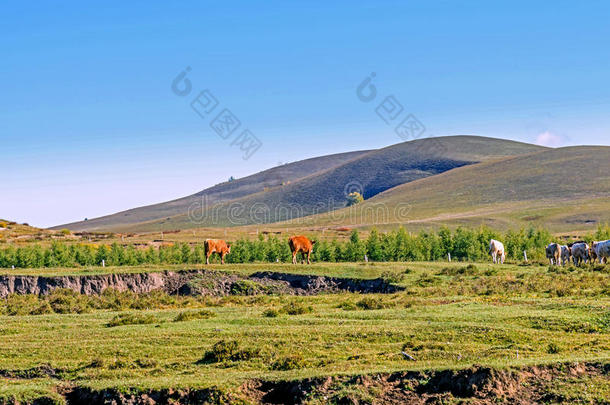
[
  {"x1": 364, "y1": 254, "x2": 368, "y2": 263},
  {"x1": 523, "y1": 250, "x2": 528, "y2": 262},
  {"x1": 448, "y1": 253, "x2": 452, "y2": 262},
  {"x1": 102, "y1": 259, "x2": 105, "y2": 267}
]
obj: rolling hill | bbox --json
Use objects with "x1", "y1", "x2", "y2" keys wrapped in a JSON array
[
  {"x1": 294, "y1": 145, "x2": 610, "y2": 232},
  {"x1": 58, "y1": 136, "x2": 545, "y2": 232},
  {"x1": 55, "y1": 150, "x2": 370, "y2": 231}
]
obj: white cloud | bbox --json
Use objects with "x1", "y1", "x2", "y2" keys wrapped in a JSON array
[{"x1": 535, "y1": 131, "x2": 565, "y2": 147}]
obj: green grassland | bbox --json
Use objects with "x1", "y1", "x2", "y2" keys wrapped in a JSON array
[{"x1": 1, "y1": 261, "x2": 609, "y2": 403}]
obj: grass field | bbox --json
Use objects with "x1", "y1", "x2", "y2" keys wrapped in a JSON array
[{"x1": 1, "y1": 261, "x2": 609, "y2": 403}]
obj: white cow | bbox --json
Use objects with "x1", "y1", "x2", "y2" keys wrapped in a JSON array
[
  {"x1": 591, "y1": 240, "x2": 610, "y2": 264},
  {"x1": 546, "y1": 243, "x2": 560, "y2": 265},
  {"x1": 571, "y1": 242, "x2": 590, "y2": 266},
  {"x1": 489, "y1": 239, "x2": 506, "y2": 264},
  {"x1": 560, "y1": 245, "x2": 571, "y2": 266}
]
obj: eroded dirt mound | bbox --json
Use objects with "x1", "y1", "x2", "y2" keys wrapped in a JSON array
[{"x1": 0, "y1": 270, "x2": 401, "y2": 298}]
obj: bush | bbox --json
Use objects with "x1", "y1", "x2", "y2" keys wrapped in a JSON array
[
  {"x1": 346, "y1": 192, "x2": 364, "y2": 206},
  {"x1": 271, "y1": 354, "x2": 307, "y2": 370},
  {"x1": 230, "y1": 280, "x2": 267, "y2": 295},
  {"x1": 200, "y1": 340, "x2": 260, "y2": 363},
  {"x1": 380, "y1": 270, "x2": 405, "y2": 284},
  {"x1": 48, "y1": 289, "x2": 90, "y2": 314},
  {"x1": 262, "y1": 309, "x2": 279, "y2": 317},
  {"x1": 173, "y1": 309, "x2": 215, "y2": 322},
  {"x1": 339, "y1": 301, "x2": 357, "y2": 311},
  {"x1": 547, "y1": 343, "x2": 561, "y2": 354},
  {"x1": 281, "y1": 301, "x2": 313, "y2": 315},
  {"x1": 107, "y1": 313, "x2": 158, "y2": 327},
  {"x1": 437, "y1": 264, "x2": 479, "y2": 276},
  {"x1": 356, "y1": 296, "x2": 386, "y2": 310}
]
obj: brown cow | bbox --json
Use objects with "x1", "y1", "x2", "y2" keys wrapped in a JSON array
[
  {"x1": 204, "y1": 239, "x2": 231, "y2": 264},
  {"x1": 288, "y1": 235, "x2": 315, "y2": 264}
]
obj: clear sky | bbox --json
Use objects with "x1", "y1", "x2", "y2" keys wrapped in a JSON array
[{"x1": 2, "y1": 1, "x2": 610, "y2": 228}]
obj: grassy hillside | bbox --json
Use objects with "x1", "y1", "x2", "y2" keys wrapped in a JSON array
[
  {"x1": 55, "y1": 150, "x2": 369, "y2": 232},
  {"x1": 293, "y1": 146, "x2": 610, "y2": 232},
  {"x1": 120, "y1": 136, "x2": 544, "y2": 231}
]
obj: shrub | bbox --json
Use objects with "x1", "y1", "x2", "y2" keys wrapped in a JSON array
[
  {"x1": 547, "y1": 343, "x2": 561, "y2": 354},
  {"x1": 346, "y1": 192, "x2": 364, "y2": 206},
  {"x1": 271, "y1": 354, "x2": 307, "y2": 370},
  {"x1": 230, "y1": 280, "x2": 267, "y2": 295},
  {"x1": 106, "y1": 313, "x2": 158, "y2": 327},
  {"x1": 200, "y1": 340, "x2": 260, "y2": 363},
  {"x1": 48, "y1": 289, "x2": 90, "y2": 314},
  {"x1": 262, "y1": 309, "x2": 279, "y2": 317},
  {"x1": 380, "y1": 270, "x2": 405, "y2": 284},
  {"x1": 339, "y1": 301, "x2": 357, "y2": 311},
  {"x1": 173, "y1": 309, "x2": 215, "y2": 322},
  {"x1": 281, "y1": 301, "x2": 313, "y2": 315},
  {"x1": 356, "y1": 296, "x2": 386, "y2": 310},
  {"x1": 60, "y1": 229, "x2": 71, "y2": 236},
  {"x1": 437, "y1": 264, "x2": 478, "y2": 276}
]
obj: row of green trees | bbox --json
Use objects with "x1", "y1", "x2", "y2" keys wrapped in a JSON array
[{"x1": 1, "y1": 225, "x2": 609, "y2": 269}]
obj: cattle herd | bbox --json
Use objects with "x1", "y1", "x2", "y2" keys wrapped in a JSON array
[
  {"x1": 489, "y1": 238, "x2": 609, "y2": 266},
  {"x1": 205, "y1": 236, "x2": 610, "y2": 266},
  {"x1": 543, "y1": 240, "x2": 610, "y2": 266},
  {"x1": 205, "y1": 235, "x2": 316, "y2": 265}
]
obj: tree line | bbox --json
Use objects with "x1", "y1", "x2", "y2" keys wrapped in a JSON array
[{"x1": 1, "y1": 225, "x2": 609, "y2": 269}]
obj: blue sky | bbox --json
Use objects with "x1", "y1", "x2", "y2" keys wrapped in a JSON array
[{"x1": 2, "y1": 1, "x2": 610, "y2": 227}]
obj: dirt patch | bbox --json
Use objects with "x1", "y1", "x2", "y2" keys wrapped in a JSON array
[
  {"x1": 0, "y1": 364, "x2": 59, "y2": 380},
  {"x1": 0, "y1": 270, "x2": 402, "y2": 298}
]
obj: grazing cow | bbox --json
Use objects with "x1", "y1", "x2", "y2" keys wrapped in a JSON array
[
  {"x1": 546, "y1": 243, "x2": 561, "y2": 265},
  {"x1": 570, "y1": 242, "x2": 590, "y2": 266},
  {"x1": 488, "y1": 239, "x2": 506, "y2": 264},
  {"x1": 204, "y1": 239, "x2": 231, "y2": 264},
  {"x1": 591, "y1": 240, "x2": 610, "y2": 264},
  {"x1": 560, "y1": 245, "x2": 571, "y2": 266},
  {"x1": 288, "y1": 235, "x2": 315, "y2": 264}
]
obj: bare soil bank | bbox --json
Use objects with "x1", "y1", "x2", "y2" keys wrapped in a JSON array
[
  {"x1": 0, "y1": 270, "x2": 401, "y2": 298},
  {"x1": 3, "y1": 362, "x2": 606, "y2": 404}
]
